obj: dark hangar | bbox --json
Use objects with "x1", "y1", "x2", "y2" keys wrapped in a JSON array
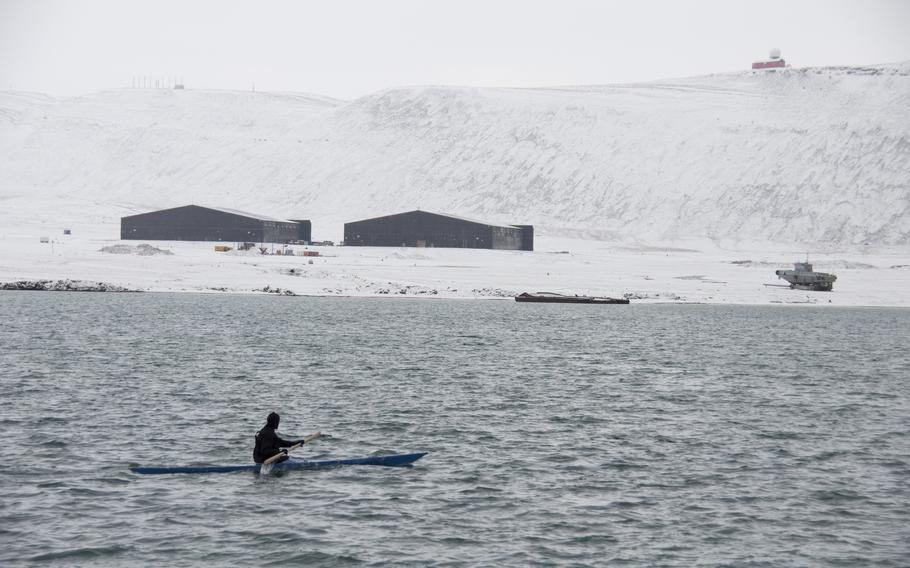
[
  {"x1": 120, "y1": 205, "x2": 310, "y2": 243},
  {"x1": 344, "y1": 210, "x2": 533, "y2": 251}
]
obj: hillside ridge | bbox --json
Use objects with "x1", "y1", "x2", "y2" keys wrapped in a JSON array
[{"x1": 1, "y1": 62, "x2": 908, "y2": 245}]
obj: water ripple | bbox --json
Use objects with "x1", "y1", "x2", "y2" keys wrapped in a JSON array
[{"x1": 0, "y1": 293, "x2": 908, "y2": 566}]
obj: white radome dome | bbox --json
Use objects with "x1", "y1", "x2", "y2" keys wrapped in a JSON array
[{"x1": 769, "y1": 48, "x2": 782, "y2": 59}]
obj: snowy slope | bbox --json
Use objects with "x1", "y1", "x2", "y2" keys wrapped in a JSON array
[{"x1": 1, "y1": 62, "x2": 909, "y2": 246}]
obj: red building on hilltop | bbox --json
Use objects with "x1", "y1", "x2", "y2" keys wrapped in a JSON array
[{"x1": 752, "y1": 48, "x2": 786, "y2": 70}]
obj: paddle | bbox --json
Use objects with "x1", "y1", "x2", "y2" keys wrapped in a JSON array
[{"x1": 260, "y1": 432, "x2": 321, "y2": 474}]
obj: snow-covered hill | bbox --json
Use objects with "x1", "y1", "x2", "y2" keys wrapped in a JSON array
[{"x1": 1, "y1": 62, "x2": 909, "y2": 246}]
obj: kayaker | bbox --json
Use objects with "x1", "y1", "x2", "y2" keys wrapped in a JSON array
[{"x1": 253, "y1": 412, "x2": 308, "y2": 464}]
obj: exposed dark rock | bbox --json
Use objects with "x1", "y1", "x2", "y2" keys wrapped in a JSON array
[
  {"x1": 259, "y1": 285, "x2": 296, "y2": 296},
  {"x1": 0, "y1": 279, "x2": 140, "y2": 292},
  {"x1": 470, "y1": 287, "x2": 516, "y2": 298}
]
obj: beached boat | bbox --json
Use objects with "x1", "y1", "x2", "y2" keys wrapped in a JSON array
[
  {"x1": 131, "y1": 452, "x2": 427, "y2": 475},
  {"x1": 514, "y1": 292, "x2": 629, "y2": 304},
  {"x1": 774, "y1": 261, "x2": 837, "y2": 291}
]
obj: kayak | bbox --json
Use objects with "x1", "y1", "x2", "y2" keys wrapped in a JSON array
[{"x1": 131, "y1": 452, "x2": 427, "y2": 475}]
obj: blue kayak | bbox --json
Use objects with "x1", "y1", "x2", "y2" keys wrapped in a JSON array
[{"x1": 131, "y1": 452, "x2": 427, "y2": 475}]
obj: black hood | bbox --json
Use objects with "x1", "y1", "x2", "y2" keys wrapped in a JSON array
[{"x1": 266, "y1": 412, "x2": 280, "y2": 429}]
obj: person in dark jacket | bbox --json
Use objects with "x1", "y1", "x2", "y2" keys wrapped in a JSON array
[{"x1": 253, "y1": 412, "x2": 307, "y2": 464}]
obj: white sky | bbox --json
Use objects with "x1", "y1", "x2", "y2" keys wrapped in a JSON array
[{"x1": 1, "y1": 0, "x2": 909, "y2": 99}]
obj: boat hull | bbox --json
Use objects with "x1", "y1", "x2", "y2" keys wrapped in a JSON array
[
  {"x1": 515, "y1": 292, "x2": 628, "y2": 304},
  {"x1": 131, "y1": 452, "x2": 427, "y2": 475},
  {"x1": 775, "y1": 262, "x2": 837, "y2": 292}
]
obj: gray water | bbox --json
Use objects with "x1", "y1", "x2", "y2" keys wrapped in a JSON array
[{"x1": 1, "y1": 292, "x2": 908, "y2": 567}]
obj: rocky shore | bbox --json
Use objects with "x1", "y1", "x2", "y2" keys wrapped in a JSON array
[{"x1": 0, "y1": 280, "x2": 140, "y2": 292}]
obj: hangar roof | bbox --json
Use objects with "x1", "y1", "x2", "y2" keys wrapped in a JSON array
[{"x1": 349, "y1": 209, "x2": 518, "y2": 229}]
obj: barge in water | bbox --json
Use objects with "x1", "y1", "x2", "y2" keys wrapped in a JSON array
[{"x1": 515, "y1": 292, "x2": 629, "y2": 304}]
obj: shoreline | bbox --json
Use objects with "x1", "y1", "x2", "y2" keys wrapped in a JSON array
[
  {"x1": 4, "y1": 280, "x2": 905, "y2": 310},
  {"x1": 2, "y1": 229, "x2": 908, "y2": 308}
]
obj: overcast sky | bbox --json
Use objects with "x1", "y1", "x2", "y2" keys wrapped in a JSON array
[{"x1": 2, "y1": 0, "x2": 909, "y2": 99}]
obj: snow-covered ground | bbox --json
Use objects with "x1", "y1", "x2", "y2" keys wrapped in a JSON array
[
  {"x1": 1, "y1": 223, "x2": 907, "y2": 306},
  {"x1": 1, "y1": 62, "x2": 908, "y2": 305}
]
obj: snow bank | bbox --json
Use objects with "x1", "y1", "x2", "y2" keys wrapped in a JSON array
[
  {"x1": 99, "y1": 243, "x2": 173, "y2": 255},
  {"x1": 1, "y1": 231, "x2": 908, "y2": 307}
]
